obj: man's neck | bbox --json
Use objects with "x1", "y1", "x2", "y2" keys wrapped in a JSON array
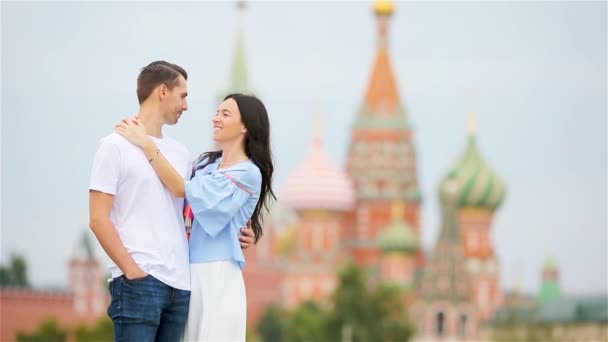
[{"x1": 136, "y1": 104, "x2": 164, "y2": 138}]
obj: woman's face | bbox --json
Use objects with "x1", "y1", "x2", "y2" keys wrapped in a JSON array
[{"x1": 212, "y1": 98, "x2": 247, "y2": 143}]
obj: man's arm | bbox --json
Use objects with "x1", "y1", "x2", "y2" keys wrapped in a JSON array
[{"x1": 89, "y1": 190, "x2": 147, "y2": 280}]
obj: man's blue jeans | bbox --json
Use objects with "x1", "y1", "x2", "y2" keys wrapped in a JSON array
[{"x1": 107, "y1": 274, "x2": 190, "y2": 342}]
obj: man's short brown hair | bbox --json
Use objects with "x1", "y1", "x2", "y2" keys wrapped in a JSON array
[{"x1": 137, "y1": 61, "x2": 188, "y2": 104}]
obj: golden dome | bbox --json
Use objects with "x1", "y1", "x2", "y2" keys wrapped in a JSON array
[{"x1": 374, "y1": 0, "x2": 394, "y2": 16}]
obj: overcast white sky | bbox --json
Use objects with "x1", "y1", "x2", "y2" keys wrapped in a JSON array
[{"x1": 1, "y1": 1, "x2": 606, "y2": 295}]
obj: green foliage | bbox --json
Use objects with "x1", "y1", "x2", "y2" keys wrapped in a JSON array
[
  {"x1": 257, "y1": 304, "x2": 286, "y2": 342},
  {"x1": 16, "y1": 319, "x2": 67, "y2": 342},
  {"x1": 284, "y1": 301, "x2": 330, "y2": 342},
  {"x1": 256, "y1": 263, "x2": 414, "y2": 342},
  {"x1": 75, "y1": 316, "x2": 114, "y2": 342},
  {"x1": 1, "y1": 254, "x2": 31, "y2": 288}
]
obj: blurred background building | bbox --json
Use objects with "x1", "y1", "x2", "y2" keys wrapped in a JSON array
[{"x1": 238, "y1": 1, "x2": 607, "y2": 341}]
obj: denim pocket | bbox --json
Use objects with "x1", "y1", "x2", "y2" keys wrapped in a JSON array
[
  {"x1": 107, "y1": 277, "x2": 122, "y2": 320},
  {"x1": 118, "y1": 274, "x2": 164, "y2": 324}
]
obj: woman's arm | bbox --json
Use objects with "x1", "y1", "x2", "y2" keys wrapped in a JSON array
[
  {"x1": 116, "y1": 118, "x2": 185, "y2": 198},
  {"x1": 141, "y1": 139, "x2": 185, "y2": 198},
  {"x1": 186, "y1": 167, "x2": 261, "y2": 238}
]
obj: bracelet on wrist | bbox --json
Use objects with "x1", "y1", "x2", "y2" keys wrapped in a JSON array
[{"x1": 148, "y1": 149, "x2": 160, "y2": 163}]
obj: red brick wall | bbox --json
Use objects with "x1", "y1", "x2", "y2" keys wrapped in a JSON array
[{"x1": 0, "y1": 289, "x2": 109, "y2": 342}]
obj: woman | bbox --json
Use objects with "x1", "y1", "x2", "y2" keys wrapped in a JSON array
[{"x1": 116, "y1": 93, "x2": 275, "y2": 341}]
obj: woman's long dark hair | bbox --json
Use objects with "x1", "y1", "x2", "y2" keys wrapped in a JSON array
[{"x1": 193, "y1": 93, "x2": 275, "y2": 243}]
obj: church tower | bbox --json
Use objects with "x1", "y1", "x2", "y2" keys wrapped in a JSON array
[{"x1": 345, "y1": 0, "x2": 422, "y2": 274}]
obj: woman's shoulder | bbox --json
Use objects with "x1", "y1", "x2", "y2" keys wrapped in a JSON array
[
  {"x1": 227, "y1": 160, "x2": 261, "y2": 188},
  {"x1": 193, "y1": 153, "x2": 221, "y2": 170},
  {"x1": 242, "y1": 160, "x2": 261, "y2": 177}
]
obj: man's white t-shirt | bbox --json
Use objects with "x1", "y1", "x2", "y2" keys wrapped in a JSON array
[{"x1": 89, "y1": 132, "x2": 191, "y2": 291}]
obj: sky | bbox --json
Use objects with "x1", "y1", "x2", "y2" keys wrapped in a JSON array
[{"x1": 1, "y1": 1, "x2": 606, "y2": 295}]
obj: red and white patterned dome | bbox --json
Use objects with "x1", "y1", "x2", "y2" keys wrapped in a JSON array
[{"x1": 283, "y1": 118, "x2": 355, "y2": 212}]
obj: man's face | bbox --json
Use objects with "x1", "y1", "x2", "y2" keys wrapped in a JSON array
[{"x1": 162, "y1": 75, "x2": 188, "y2": 125}]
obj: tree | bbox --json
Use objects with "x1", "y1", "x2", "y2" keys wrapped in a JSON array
[
  {"x1": 257, "y1": 263, "x2": 414, "y2": 342},
  {"x1": 11, "y1": 254, "x2": 29, "y2": 287},
  {"x1": 16, "y1": 319, "x2": 66, "y2": 342},
  {"x1": 326, "y1": 262, "x2": 371, "y2": 341},
  {"x1": 327, "y1": 263, "x2": 414, "y2": 341},
  {"x1": 0, "y1": 265, "x2": 12, "y2": 285},
  {"x1": 0, "y1": 254, "x2": 30, "y2": 288},
  {"x1": 370, "y1": 285, "x2": 414, "y2": 341},
  {"x1": 284, "y1": 301, "x2": 330, "y2": 342},
  {"x1": 256, "y1": 304, "x2": 286, "y2": 342}
]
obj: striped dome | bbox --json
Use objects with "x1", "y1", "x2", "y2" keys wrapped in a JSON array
[
  {"x1": 283, "y1": 118, "x2": 355, "y2": 212},
  {"x1": 439, "y1": 135, "x2": 506, "y2": 210}
]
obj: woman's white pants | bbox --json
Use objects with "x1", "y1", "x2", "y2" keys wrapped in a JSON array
[{"x1": 183, "y1": 261, "x2": 246, "y2": 342}]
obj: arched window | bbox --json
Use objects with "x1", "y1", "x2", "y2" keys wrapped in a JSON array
[
  {"x1": 435, "y1": 311, "x2": 445, "y2": 336},
  {"x1": 460, "y1": 314, "x2": 468, "y2": 338}
]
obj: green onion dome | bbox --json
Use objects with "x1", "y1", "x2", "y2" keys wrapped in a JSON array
[
  {"x1": 377, "y1": 202, "x2": 419, "y2": 253},
  {"x1": 439, "y1": 112, "x2": 506, "y2": 210}
]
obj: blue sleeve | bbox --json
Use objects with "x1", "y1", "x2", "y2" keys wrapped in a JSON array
[{"x1": 185, "y1": 166, "x2": 261, "y2": 238}]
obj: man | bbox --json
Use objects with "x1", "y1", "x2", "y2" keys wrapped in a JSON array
[{"x1": 89, "y1": 61, "x2": 255, "y2": 342}]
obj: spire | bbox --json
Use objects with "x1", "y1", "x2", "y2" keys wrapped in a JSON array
[
  {"x1": 468, "y1": 110, "x2": 478, "y2": 137},
  {"x1": 539, "y1": 255, "x2": 560, "y2": 302},
  {"x1": 311, "y1": 111, "x2": 323, "y2": 147},
  {"x1": 438, "y1": 182, "x2": 461, "y2": 243},
  {"x1": 391, "y1": 200, "x2": 404, "y2": 220},
  {"x1": 361, "y1": 0, "x2": 402, "y2": 118},
  {"x1": 374, "y1": 0, "x2": 394, "y2": 49},
  {"x1": 467, "y1": 90, "x2": 479, "y2": 137},
  {"x1": 227, "y1": 1, "x2": 249, "y2": 93},
  {"x1": 513, "y1": 262, "x2": 522, "y2": 296},
  {"x1": 72, "y1": 230, "x2": 95, "y2": 262}
]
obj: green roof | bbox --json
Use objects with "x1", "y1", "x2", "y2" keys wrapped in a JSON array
[
  {"x1": 539, "y1": 281, "x2": 560, "y2": 302},
  {"x1": 490, "y1": 295, "x2": 608, "y2": 326}
]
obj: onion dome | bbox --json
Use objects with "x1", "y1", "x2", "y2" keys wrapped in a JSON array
[
  {"x1": 283, "y1": 116, "x2": 355, "y2": 211},
  {"x1": 439, "y1": 111, "x2": 506, "y2": 210},
  {"x1": 377, "y1": 202, "x2": 418, "y2": 252}
]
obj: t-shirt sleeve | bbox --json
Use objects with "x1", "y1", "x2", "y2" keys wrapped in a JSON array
[
  {"x1": 185, "y1": 167, "x2": 261, "y2": 238},
  {"x1": 185, "y1": 161, "x2": 193, "y2": 181},
  {"x1": 89, "y1": 138, "x2": 122, "y2": 195}
]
